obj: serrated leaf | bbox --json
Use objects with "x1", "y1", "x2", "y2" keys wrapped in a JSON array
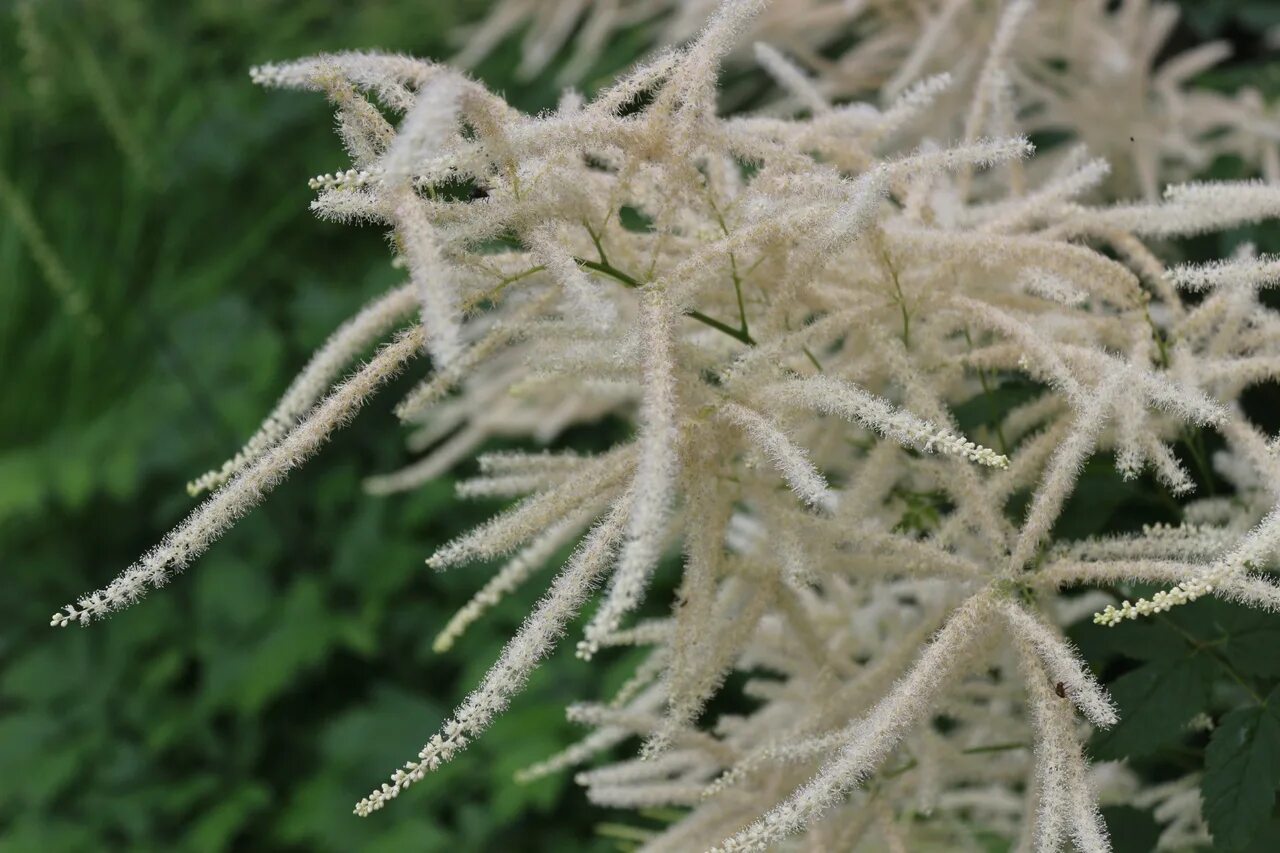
[
  {"x1": 1111, "y1": 618, "x2": 1188, "y2": 664},
  {"x1": 1242, "y1": 820, "x2": 1280, "y2": 853},
  {"x1": 1203, "y1": 688, "x2": 1280, "y2": 851},
  {"x1": 1221, "y1": 616, "x2": 1280, "y2": 678},
  {"x1": 1164, "y1": 599, "x2": 1280, "y2": 678},
  {"x1": 1092, "y1": 655, "x2": 1213, "y2": 760}
]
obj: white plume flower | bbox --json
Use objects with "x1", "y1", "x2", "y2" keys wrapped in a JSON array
[{"x1": 50, "y1": 1, "x2": 1280, "y2": 849}]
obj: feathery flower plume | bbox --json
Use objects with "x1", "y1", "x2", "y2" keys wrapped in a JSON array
[{"x1": 50, "y1": 1, "x2": 1280, "y2": 848}]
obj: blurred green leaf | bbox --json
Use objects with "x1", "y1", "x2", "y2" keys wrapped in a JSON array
[
  {"x1": 1102, "y1": 805, "x2": 1162, "y2": 853},
  {"x1": 1202, "y1": 687, "x2": 1280, "y2": 851}
]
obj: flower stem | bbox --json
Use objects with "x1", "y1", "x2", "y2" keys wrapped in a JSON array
[{"x1": 575, "y1": 257, "x2": 757, "y2": 346}]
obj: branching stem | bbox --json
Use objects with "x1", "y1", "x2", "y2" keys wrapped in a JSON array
[{"x1": 576, "y1": 257, "x2": 757, "y2": 345}]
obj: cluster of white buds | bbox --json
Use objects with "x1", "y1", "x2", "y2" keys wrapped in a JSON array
[
  {"x1": 357, "y1": 717, "x2": 471, "y2": 816},
  {"x1": 1094, "y1": 506, "x2": 1280, "y2": 626},
  {"x1": 307, "y1": 168, "x2": 378, "y2": 191},
  {"x1": 247, "y1": 62, "x2": 296, "y2": 88},
  {"x1": 50, "y1": 605, "x2": 88, "y2": 628},
  {"x1": 916, "y1": 427, "x2": 1009, "y2": 469},
  {"x1": 1093, "y1": 577, "x2": 1215, "y2": 626}
]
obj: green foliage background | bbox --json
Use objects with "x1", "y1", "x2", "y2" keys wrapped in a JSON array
[{"x1": 0, "y1": 1, "x2": 1278, "y2": 851}]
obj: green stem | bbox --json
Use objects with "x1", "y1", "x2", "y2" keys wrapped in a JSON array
[
  {"x1": 883, "y1": 741, "x2": 1028, "y2": 779},
  {"x1": 584, "y1": 220, "x2": 610, "y2": 266},
  {"x1": 576, "y1": 257, "x2": 757, "y2": 346},
  {"x1": 730, "y1": 254, "x2": 749, "y2": 340},
  {"x1": 499, "y1": 264, "x2": 545, "y2": 287},
  {"x1": 595, "y1": 823, "x2": 653, "y2": 842},
  {"x1": 963, "y1": 741, "x2": 1029, "y2": 755},
  {"x1": 473, "y1": 264, "x2": 545, "y2": 307},
  {"x1": 801, "y1": 345, "x2": 824, "y2": 372},
  {"x1": 1144, "y1": 306, "x2": 1171, "y2": 369},
  {"x1": 1182, "y1": 426, "x2": 1216, "y2": 497},
  {"x1": 878, "y1": 245, "x2": 910, "y2": 348},
  {"x1": 963, "y1": 327, "x2": 1009, "y2": 456},
  {"x1": 709, "y1": 199, "x2": 752, "y2": 340}
]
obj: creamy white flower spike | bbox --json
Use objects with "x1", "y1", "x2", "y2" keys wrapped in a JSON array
[{"x1": 52, "y1": 0, "x2": 1280, "y2": 849}]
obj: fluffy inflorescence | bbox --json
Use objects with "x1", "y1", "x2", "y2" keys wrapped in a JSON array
[
  {"x1": 456, "y1": 0, "x2": 1280, "y2": 199},
  {"x1": 52, "y1": 1, "x2": 1280, "y2": 850}
]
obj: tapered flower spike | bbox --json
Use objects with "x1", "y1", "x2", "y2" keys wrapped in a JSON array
[
  {"x1": 958, "y1": 0, "x2": 1033, "y2": 196},
  {"x1": 581, "y1": 292, "x2": 681, "y2": 659},
  {"x1": 780, "y1": 375, "x2": 1009, "y2": 470},
  {"x1": 752, "y1": 42, "x2": 829, "y2": 115},
  {"x1": 710, "y1": 594, "x2": 996, "y2": 852},
  {"x1": 1013, "y1": 639, "x2": 1112, "y2": 853},
  {"x1": 52, "y1": 328, "x2": 424, "y2": 627},
  {"x1": 1169, "y1": 254, "x2": 1280, "y2": 292},
  {"x1": 426, "y1": 446, "x2": 636, "y2": 571},
  {"x1": 1009, "y1": 371, "x2": 1125, "y2": 573},
  {"x1": 394, "y1": 194, "x2": 464, "y2": 370},
  {"x1": 186, "y1": 284, "x2": 418, "y2": 497},
  {"x1": 356, "y1": 496, "x2": 631, "y2": 816},
  {"x1": 998, "y1": 601, "x2": 1117, "y2": 729},
  {"x1": 431, "y1": 510, "x2": 597, "y2": 653},
  {"x1": 1093, "y1": 505, "x2": 1280, "y2": 626},
  {"x1": 717, "y1": 400, "x2": 836, "y2": 512}
]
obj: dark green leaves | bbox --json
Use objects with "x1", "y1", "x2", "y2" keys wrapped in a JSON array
[
  {"x1": 1202, "y1": 687, "x2": 1280, "y2": 851},
  {"x1": 1101, "y1": 806, "x2": 1161, "y2": 853},
  {"x1": 1078, "y1": 597, "x2": 1280, "y2": 851},
  {"x1": 1092, "y1": 655, "x2": 1215, "y2": 759},
  {"x1": 1220, "y1": 613, "x2": 1280, "y2": 678}
]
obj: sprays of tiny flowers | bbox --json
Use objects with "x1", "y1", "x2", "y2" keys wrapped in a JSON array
[
  {"x1": 48, "y1": 0, "x2": 1280, "y2": 849},
  {"x1": 1093, "y1": 577, "x2": 1217, "y2": 627}
]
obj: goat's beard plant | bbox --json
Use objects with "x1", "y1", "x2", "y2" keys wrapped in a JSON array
[
  {"x1": 457, "y1": 0, "x2": 1280, "y2": 200},
  {"x1": 50, "y1": 0, "x2": 1280, "y2": 849}
]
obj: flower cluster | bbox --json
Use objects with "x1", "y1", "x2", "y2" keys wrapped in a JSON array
[
  {"x1": 52, "y1": 0, "x2": 1280, "y2": 849},
  {"x1": 459, "y1": 0, "x2": 1280, "y2": 198}
]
